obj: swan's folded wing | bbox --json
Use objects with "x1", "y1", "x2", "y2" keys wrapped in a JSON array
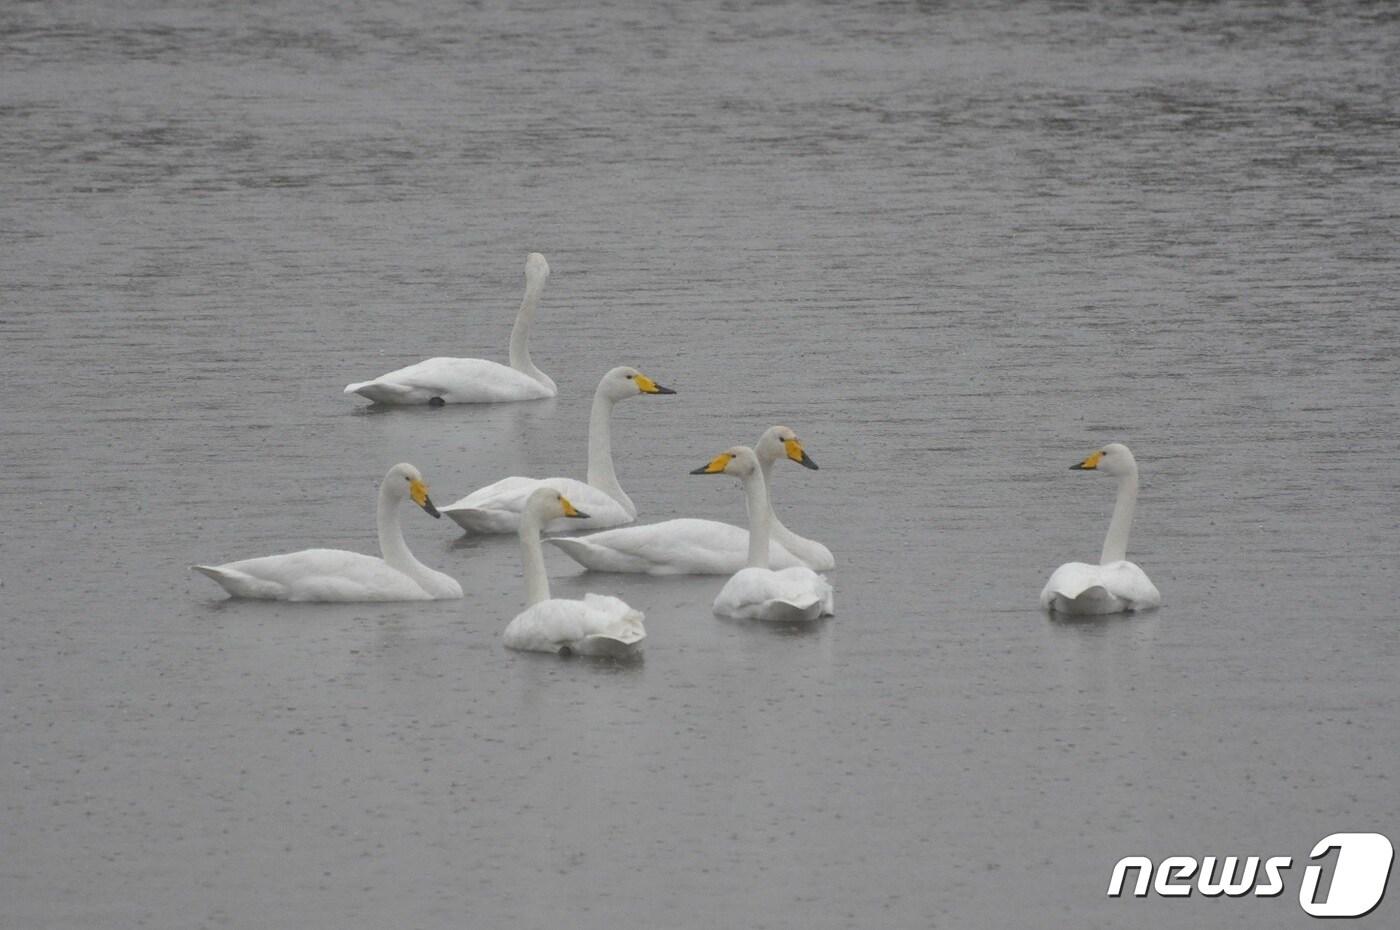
[
  {"x1": 1040, "y1": 560, "x2": 1159, "y2": 614},
  {"x1": 715, "y1": 567, "x2": 832, "y2": 621},
  {"x1": 547, "y1": 518, "x2": 803, "y2": 575},
  {"x1": 193, "y1": 549, "x2": 431, "y2": 601},
  {"x1": 444, "y1": 477, "x2": 632, "y2": 532},
  {"x1": 346, "y1": 358, "x2": 552, "y2": 404},
  {"x1": 504, "y1": 597, "x2": 645, "y2": 653}
]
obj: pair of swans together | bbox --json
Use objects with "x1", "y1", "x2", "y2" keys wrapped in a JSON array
[{"x1": 191, "y1": 440, "x2": 836, "y2": 655}]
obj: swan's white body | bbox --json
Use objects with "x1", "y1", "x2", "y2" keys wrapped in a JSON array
[
  {"x1": 695, "y1": 446, "x2": 834, "y2": 622},
  {"x1": 1040, "y1": 443, "x2": 1161, "y2": 616},
  {"x1": 442, "y1": 366, "x2": 674, "y2": 533},
  {"x1": 344, "y1": 253, "x2": 556, "y2": 405},
  {"x1": 1040, "y1": 561, "x2": 1160, "y2": 616},
  {"x1": 547, "y1": 426, "x2": 831, "y2": 574},
  {"x1": 547, "y1": 518, "x2": 805, "y2": 575},
  {"x1": 192, "y1": 464, "x2": 462, "y2": 602},
  {"x1": 502, "y1": 489, "x2": 645, "y2": 657}
]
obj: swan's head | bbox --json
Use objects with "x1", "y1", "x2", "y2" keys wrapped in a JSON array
[
  {"x1": 386, "y1": 463, "x2": 441, "y2": 518},
  {"x1": 524, "y1": 486, "x2": 590, "y2": 522},
  {"x1": 600, "y1": 365, "x2": 676, "y2": 401},
  {"x1": 690, "y1": 445, "x2": 760, "y2": 478},
  {"x1": 1070, "y1": 442, "x2": 1137, "y2": 478},
  {"x1": 525, "y1": 252, "x2": 549, "y2": 283},
  {"x1": 756, "y1": 425, "x2": 819, "y2": 470}
]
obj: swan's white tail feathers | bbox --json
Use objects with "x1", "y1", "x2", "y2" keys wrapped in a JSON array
[
  {"x1": 344, "y1": 379, "x2": 416, "y2": 404},
  {"x1": 191, "y1": 564, "x2": 276, "y2": 599},
  {"x1": 1047, "y1": 585, "x2": 1123, "y2": 616},
  {"x1": 762, "y1": 595, "x2": 824, "y2": 623}
]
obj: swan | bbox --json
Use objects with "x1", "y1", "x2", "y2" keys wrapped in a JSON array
[
  {"x1": 441, "y1": 365, "x2": 675, "y2": 533},
  {"x1": 344, "y1": 252, "x2": 556, "y2": 405},
  {"x1": 192, "y1": 463, "x2": 463, "y2": 601},
  {"x1": 546, "y1": 426, "x2": 831, "y2": 574},
  {"x1": 502, "y1": 488, "x2": 646, "y2": 657},
  {"x1": 692, "y1": 446, "x2": 835, "y2": 622},
  {"x1": 1040, "y1": 443, "x2": 1161, "y2": 616}
]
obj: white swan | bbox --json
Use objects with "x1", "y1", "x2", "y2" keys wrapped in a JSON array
[
  {"x1": 546, "y1": 426, "x2": 831, "y2": 574},
  {"x1": 692, "y1": 446, "x2": 835, "y2": 622},
  {"x1": 502, "y1": 488, "x2": 646, "y2": 657},
  {"x1": 1040, "y1": 443, "x2": 1161, "y2": 616},
  {"x1": 441, "y1": 365, "x2": 675, "y2": 533},
  {"x1": 344, "y1": 252, "x2": 556, "y2": 405},
  {"x1": 192, "y1": 463, "x2": 463, "y2": 601}
]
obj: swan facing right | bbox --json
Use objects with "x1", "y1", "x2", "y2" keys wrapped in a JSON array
[{"x1": 1040, "y1": 443, "x2": 1161, "y2": 616}]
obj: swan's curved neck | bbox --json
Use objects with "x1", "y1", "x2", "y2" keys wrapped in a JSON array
[
  {"x1": 741, "y1": 468, "x2": 773, "y2": 570},
  {"x1": 585, "y1": 389, "x2": 636, "y2": 517},
  {"x1": 1101, "y1": 471, "x2": 1138, "y2": 564},
  {"x1": 377, "y1": 486, "x2": 431, "y2": 584},
  {"x1": 519, "y1": 508, "x2": 551, "y2": 606},
  {"x1": 508, "y1": 272, "x2": 553, "y2": 389}
]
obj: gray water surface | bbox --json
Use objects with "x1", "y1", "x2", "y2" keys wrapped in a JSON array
[{"x1": 3, "y1": 2, "x2": 1398, "y2": 928}]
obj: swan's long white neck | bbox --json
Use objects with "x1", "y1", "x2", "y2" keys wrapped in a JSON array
[
  {"x1": 585, "y1": 388, "x2": 636, "y2": 517},
  {"x1": 741, "y1": 467, "x2": 773, "y2": 570},
  {"x1": 518, "y1": 507, "x2": 552, "y2": 606},
  {"x1": 377, "y1": 485, "x2": 433, "y2": 586},
  {"x1": 1101, "y1": 471, "x2": 1138, "y2": 564},
  {"x1": 507, "y1": 269, "x2": 553, "y2": 390},
  {"x1": 757, "y1": 456, "x2": 797, "y2": 543}
]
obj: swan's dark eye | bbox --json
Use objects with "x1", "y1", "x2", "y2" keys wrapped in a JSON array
[{"x1": 626, "y1": 374, "x2": 634, "y2": 379}]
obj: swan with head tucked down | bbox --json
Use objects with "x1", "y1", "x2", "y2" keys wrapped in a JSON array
[
  {"x1": 546, "y1": 426, "x2": 833, "y2": 574},
  {"x1": 1040, "y1": 443, "x2": 1161, "y2": 616},
  {"x1": 692, "y1": 446, "x2": 835, "y2": 622},
  {"x1": 192, "y1": 463, "x2": 462, "y2": 601},
  {"x1": 502, "y1": 488, "x2": 646, "y2": 657},
  {"x1": 441, "y1": 365, "x2": 675, "y2": 533},
  {"x1": 344, "y1": 252, "x2": 556, "y2": 405}
]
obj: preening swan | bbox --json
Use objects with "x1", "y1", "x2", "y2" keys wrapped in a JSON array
[
  {"x1": 441, "y1": 366, "x2": 675, "y2": 533},
  {"x1": 344, "y1": 252, "x2": 556, "y2": 405},
  {"x1": 546, "y1": 426, "x2": 831, "y2": 574},
  {"x1": 1040, "y1": 443, "x2": 1161, "y2": 616},
  {"x1": 502, "y1": 488, "x2": 646, "y2": 657},
  {"x1": 192, "y1": 464, "x2": 463, "y2": 601},
  {"x1": 692, "y1": 446, "x2": 834, "y2": 622}
]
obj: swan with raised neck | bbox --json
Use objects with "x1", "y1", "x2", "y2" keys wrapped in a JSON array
[
  {"x1": 1040, "y1": 442, "x2": 1161, "y2": 615},
  {"x1": 440, "y1": 366, "x2": 676, "y2": 533}
]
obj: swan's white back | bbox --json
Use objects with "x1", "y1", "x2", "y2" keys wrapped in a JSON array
[
  {"x1": 714, "y1": 565, "x2": 835, "y2": 622},
  {"x1": 1039, "y1": 561, "x2": 1160, "y2": 615},
  {"x1": 546, "y1": 518, "x2": 807, "y2": 575},
  {"x1": 503, "y1": 594, "x2": 645, "y2": 656},
  {"x1": 194, "y1": 550, "x2": 443, "y2": 602}
]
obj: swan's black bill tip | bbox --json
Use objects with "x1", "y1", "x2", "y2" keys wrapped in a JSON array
[
  {"x1": 653, "y1": 384, "x2": 677, "y2": 395},
  {"x1": 799, "y1": 453, "x2": 819, "y2": 470},
  {"x1": 428, "y1": 397, "x2": 446, "y2": 407}
]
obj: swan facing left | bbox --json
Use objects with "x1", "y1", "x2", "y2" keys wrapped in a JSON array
[
  {"x1": 1040, "y1": 443, "x2": 1161, "y2": 616},
  {"x1": 502, "y1": 488, "x2": 646, "y2": 657},
  {"x1": 692, "y1": 446, "x2": 834, "y2": 623},
  {"x1": 192, "y1": 463, "x2": 463, "y2": 602},
  {"x1": 344, "y1": 252, "x2": 556, "y2": 405}
]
